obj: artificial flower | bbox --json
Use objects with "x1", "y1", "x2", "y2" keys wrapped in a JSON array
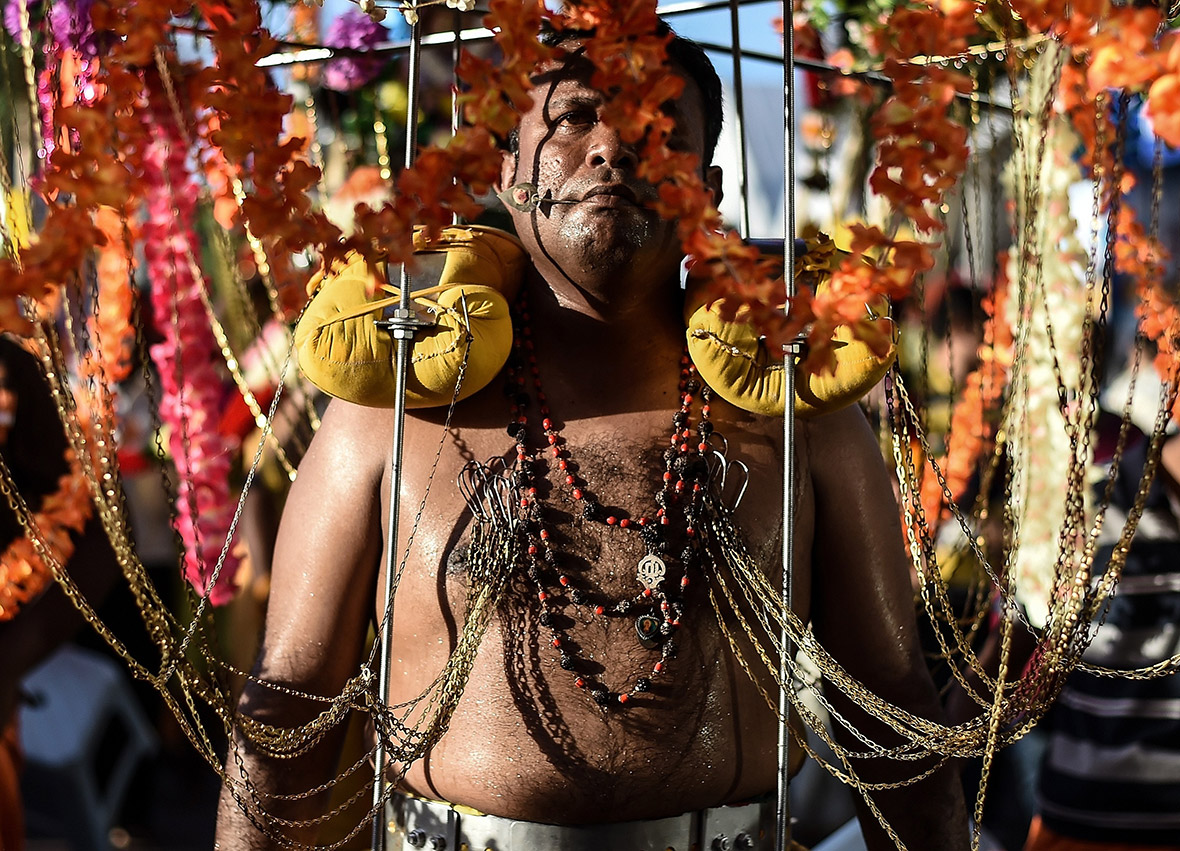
[{"x1": 322, "y1": 7, "x2": 391, "y2": 92}]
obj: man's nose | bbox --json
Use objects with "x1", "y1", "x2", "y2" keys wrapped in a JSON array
[{"x1": 586, "y1": 124, "x2": 637, "y2": 170}]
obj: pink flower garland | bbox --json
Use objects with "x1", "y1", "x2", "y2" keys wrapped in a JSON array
[{"x1": 142, "y1": 91, "x2": 239, "y2": 605}]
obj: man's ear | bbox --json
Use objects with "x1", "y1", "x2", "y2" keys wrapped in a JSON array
[
  {"x1": 704, "y1": 165, "x2": 724, "y2": 208},
  {"x1": 499, "y1": 149, "x2": 518, "y2": 195}
]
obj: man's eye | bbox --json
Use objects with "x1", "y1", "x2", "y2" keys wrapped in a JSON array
[{"x1": 556, "y1": 109, "x2": 595, "y2": 127}]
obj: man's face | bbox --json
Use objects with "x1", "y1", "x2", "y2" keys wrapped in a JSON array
[{"x1": 501, "y1": 42, "x2": 719, "y2": 290}]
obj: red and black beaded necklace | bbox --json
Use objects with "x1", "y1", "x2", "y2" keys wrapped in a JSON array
[{"x1": 504, "y1": 294, "x2": 717, "y2": 707}]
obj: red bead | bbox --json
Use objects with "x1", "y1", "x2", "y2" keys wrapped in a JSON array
[
  {"x1": 559, "y1": 575, "x2": 570, "y2": 586},
  {"x1": 656, "y1": 508, "x2": 665, "y2": 517},
  {"x1": 693, "y1": 483, "x2": 701, "y2": 492},
  {"x1": 619, "y1": 518, "x2": 631, "y2": 528},
  {"x1": 642, "y1": 588, "x2": 652, "y2": 597},
  {"x1": 518, "y1": 415, "x2": 527, "y2": 424},
  {"x1": 638, "y1": 517, "x2": 648, "y2": 526},
  {"x1": 566, "y1": 475, "x2": 576, "y2": 485},
  {"x1": 575, "y1": 677, "x2": 586, "y2": 688},
  {"x1": 681, "y1": 576, "x2": 690, "y2": 587},
  {"x1": 702, "y1": 405, "x2": 710, "y2": 415},
  {"x1": 547, "y1": 434, "x2": 558, "y2": 445},
  {"x1": 669, "y1": 436, "x2": 678, "y2": 446},
  {"x1": 572, "y1": 488, "x2": 584, "y2": 500},
  {"x1": 686, "y1": 527, "x2": 694, "y2": 536},
  {"x1": 617, "y1": 693, "x2": 629, "y2": 704},
  {"x1": 606, "y1": 516, "x2": 617, "y2": 526},
  {"x1": 671, "y1": 619, "x2": 680, "y2": 626},
  {"x1": 698, "y1": 442, "x2": 708, "y2": 452},
  {"x1": 529, "y1": 487, "x2": 538, "y2": 496},
  {"x1": 551, "y1": 447, "x2": 561, "y2": 457},
  {"x1": 528, "y1": 545, "x2": 538, "y2": 555},
  {"x1": 595, "y1": 605, "x2": 605, "y2": 615},
  {"x1": 540, "y1": 529, "x2": 550, "y2": 540},
  {"x1": 538, "y1": 591, "x2": 548, "y2": 601},
  {"x1": 661, "y1": 600, "x2": 669, "y2": 612},
  {"x1": 679, "y1": 444, "x2": 689, "y2": 452},
  {"x1": 663, "y1": 472, "x2": 673, "y2": 482},
  {"x1": 520, "y1": 498, "x2": 529, "y2": 508},
  {"x1": 660, "y1": 516, "x2": 669, "y2": 525},
  {"x1": 552, "y1": 637, "x2": 561, "y2": 648},
  {"x1": 675, "y1": 481, "x2": 685, "y2": 492},
  {"x1": 558, "y1": 459, "x2": 568, "y2": 470},
  {"x1": 654, "y1": 662, "x2": 664, "y2": 673},
  {"x1": 683, "y1": 394, "x2": 693, "y2": 405},
  {"x1": 543, "y1": 418, "x2": 552, "y2": 430}
]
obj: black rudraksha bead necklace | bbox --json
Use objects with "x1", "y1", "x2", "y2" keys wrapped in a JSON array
[{"x1": 504, "y1": 294, "x2": 716, "y2": 707}]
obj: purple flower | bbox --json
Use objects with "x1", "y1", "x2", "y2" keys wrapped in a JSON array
[
  {"x1": 48, "y1": 0, "x2": 97, "y2": 57},
  {"x1": 322, "y1": 8, "x2": 390, "y2": 92},
  {"x1": 3, "y1": 0, "x2": 97, "y2": 57},
  {"x1": 3, "y1": 0, "x2": 43, "y2": 42}
]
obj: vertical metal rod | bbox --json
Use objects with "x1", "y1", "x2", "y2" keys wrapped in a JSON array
[
  {"x1": 727, "y1": 0, "x2": 752, "y2": 239},
  {"x1": 451, "y1": 8, "x2": 462, "y2": 226},
  {"x1": 775, "y1": 0, "x2": 798, "y2": 847},
  {"x1": 371, "y1": 16, "x2": 423, "y2": 851}
]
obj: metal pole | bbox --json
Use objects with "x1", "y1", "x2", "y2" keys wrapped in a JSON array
[
  {"x1": 727, "y1": 0, "x2": 752, "y2": 239},
  {"x1": 371, "y1": 17, "x2": 425, "y2": 851},
  {"x1": 775, "y1": 0, "x2": 798, "y2": 846}
]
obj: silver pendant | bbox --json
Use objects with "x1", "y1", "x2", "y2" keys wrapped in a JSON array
[{"x1": 636, "y1": 554, "x2": 666, "y2": 590}]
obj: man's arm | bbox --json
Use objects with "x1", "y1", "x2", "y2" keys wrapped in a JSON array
[
  {"x1": 806, "y1": 404, "x2": 970, "y2": 851},
  {"x1": 215, "y1": 399, "x2": 386, "y2": 850}
]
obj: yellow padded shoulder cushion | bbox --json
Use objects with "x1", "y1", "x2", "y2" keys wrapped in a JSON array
[
  {"x1": 685, "y1": 245, "x2": 896, "y2": 418},
  {"x1": 296, "y1": 225, "x2": 526, "y2": 408}
]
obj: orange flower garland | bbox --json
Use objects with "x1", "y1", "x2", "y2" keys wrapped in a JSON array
[
  {"x1": 88, "y1": 206, "x2": 136, "y2": 385},
  {"x1": 919, "y1": 262, "x2": 1012, "y2": 527},
  {"x1": 0, "y1": 449, "x2": 94, "y2": 621}
]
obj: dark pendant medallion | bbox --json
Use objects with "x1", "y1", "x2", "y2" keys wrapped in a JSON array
[{"x1": 635, "y1": 614, "x2": 663, "y2": 649}]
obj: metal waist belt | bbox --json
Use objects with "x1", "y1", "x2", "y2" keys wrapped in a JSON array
[{"x1": 386, "y1": 791, "x2": 776, "y2": 851}]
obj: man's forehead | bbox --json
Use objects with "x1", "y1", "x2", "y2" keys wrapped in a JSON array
[
  {"x1": 529, "y1": 39, "x2": 687, "y2": 94},
  {"x1": 528, "y1": 53, "x2": 694, "y2": 114}
]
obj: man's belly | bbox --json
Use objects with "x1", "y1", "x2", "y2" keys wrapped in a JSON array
[{"x1": 388, "y1": 598, "x2": 782, "y2": 823}]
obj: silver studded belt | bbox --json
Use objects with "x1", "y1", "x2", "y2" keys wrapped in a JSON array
[{"x1": 386, "y1": 791, "x2": 775, "y2": 851}]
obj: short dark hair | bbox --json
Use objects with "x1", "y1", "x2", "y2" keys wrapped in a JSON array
[{"x1": 507, "y1": 19, "x2": 724, "y2": 167}]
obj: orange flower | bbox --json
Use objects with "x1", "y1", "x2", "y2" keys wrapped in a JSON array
[{"x1": 1146, "y1": 73, "x2": 1180, "y2": 149}]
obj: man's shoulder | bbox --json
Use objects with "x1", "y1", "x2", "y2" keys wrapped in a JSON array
[{"x1": 313, "y1": 397, "x2": 399, "y2": 466}]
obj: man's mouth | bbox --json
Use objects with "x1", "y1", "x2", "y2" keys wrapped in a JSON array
[{"x1": 580, "y1": 184, "x2": 642, "y2": 206}]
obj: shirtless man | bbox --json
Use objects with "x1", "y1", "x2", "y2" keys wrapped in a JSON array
[{"x1": 215, "y1": 26, "x2": 969, "y2": 851}]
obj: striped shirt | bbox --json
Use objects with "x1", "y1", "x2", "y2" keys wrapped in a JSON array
[{"x1": 1037, "y1": 428, "x2": 1180, "y2": 846}]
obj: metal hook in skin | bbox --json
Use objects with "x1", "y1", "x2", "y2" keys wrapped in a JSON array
[
  {"x1": 458, "y1": 459, "x2": 517, "y2": 528},
  {"x1": 482, "y1": 457, "x2": 515, "y2": 526},
  {"x1": 723, "y1": 460, "x2": 750, "y2": 511},
  {"x1": 458, "y1": 460, "x2": 490, "y2": 522},
  {"x1": 496, "y1": 182, "x2": 579, "y2": 213},
  {"x1": 706, "y1": 449, "x2": 750, "y2": 512}
]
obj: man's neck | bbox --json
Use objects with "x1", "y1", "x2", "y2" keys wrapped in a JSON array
[{"x1": 521, "y1": 268, "x2": 688, "y2": 415}]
